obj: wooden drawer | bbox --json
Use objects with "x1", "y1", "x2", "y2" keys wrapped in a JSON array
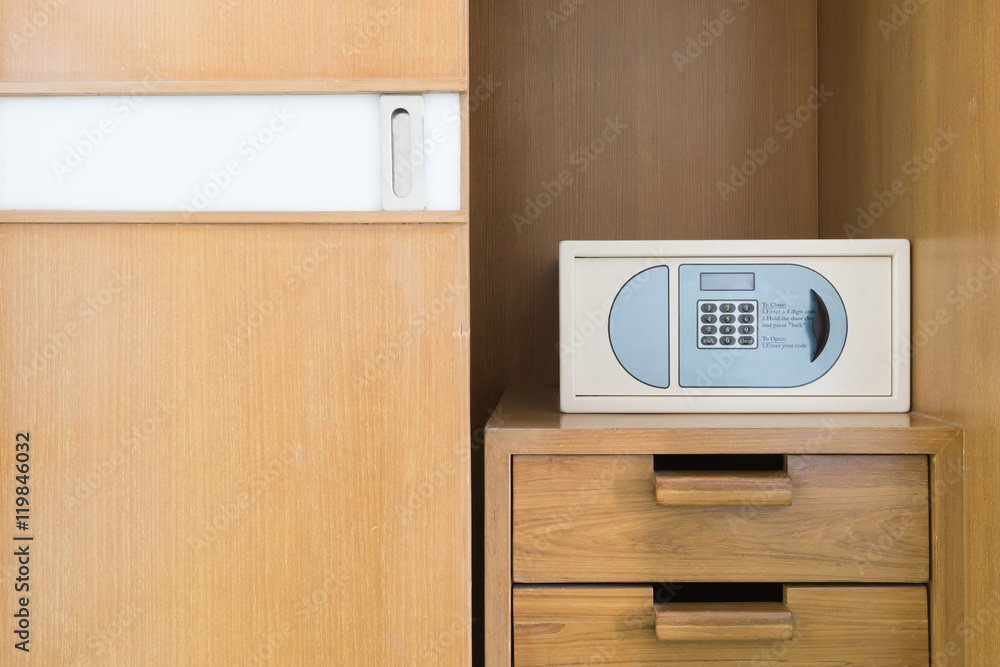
[
  {"x1": 513, "y1": 585, "x2": 928, "y2": 666},
  {"x1": 512, "y1": 455, "x2": 928, "y2": 583}
]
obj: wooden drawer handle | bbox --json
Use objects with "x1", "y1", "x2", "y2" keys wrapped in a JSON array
[
  {"x1": 654, "y1": 471, "x2": 792, "y2": 506},
  {"x1": 654, "y1": 602, "x2": 794, "y2": 642}
]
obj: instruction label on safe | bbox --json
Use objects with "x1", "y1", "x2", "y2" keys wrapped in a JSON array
[{"x1": 759, "y1": 300, "x2": 815, "y2": 349}]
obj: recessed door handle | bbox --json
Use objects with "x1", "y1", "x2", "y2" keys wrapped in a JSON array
[
  {"x1": 380, "y1": 95, "x2": 425, "y2": 210},
  {"x1": 810, "y1": 289, "x2": 831, "y2": 362}
]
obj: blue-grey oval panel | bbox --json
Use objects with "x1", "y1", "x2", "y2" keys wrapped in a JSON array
[
  {"x1": 609, "y1": 265, "x2": 670, "y2": 388},
  {"x1": 677, "y1": 263, "x2": 848, "y2": 388}
]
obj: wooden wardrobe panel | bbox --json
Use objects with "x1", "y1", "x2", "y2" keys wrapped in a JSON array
[
  {"x1": 0, "y1": 0, "x2": 467, "y2": 84},
  {"x1": 0, "y1": 223, "x2": 470, "y2": 665},
  {"x1": 818, "y1": 1, "x2": 996, "y2": 662}
]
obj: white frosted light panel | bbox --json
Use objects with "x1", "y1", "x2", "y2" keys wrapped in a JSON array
[
  {"x1": 0, "y1": 94, "x2": 461, "y2": 212},
  {"x1": 422, "y1": 93, "x2": 462, "y2": 211}
]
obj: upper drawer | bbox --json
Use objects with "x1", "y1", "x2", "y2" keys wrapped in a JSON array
[{"x1": 512, "y1": 455, "x2": 928, "y2": 583}]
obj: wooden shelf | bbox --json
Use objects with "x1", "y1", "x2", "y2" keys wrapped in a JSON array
[{"x1": 487, "y1": 386, "x2": 961, "y2": 456}]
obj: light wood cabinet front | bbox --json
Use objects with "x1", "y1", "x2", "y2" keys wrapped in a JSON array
[
  {"x1": 0, "y1": 222, "x2": 470, "y2": 665},
  {"x1": 0, "y1": 0, "x2": 467, "y2": 87}
]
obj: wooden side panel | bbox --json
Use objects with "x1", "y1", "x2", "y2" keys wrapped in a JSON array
[
  {"x1": 930, "y1": 437, "x2": 967, "y2": 665},
  {"x1": 0, "y1": 0, "x2": 467, "y2": 83},
  {"x1": 484, "y1": 437, "x2": 512, "y2": 667},
  {"x1": 512, "y1": 455, "x2": 929, "y2": 583},
  {"x1": 513, "y1": 585, "x2": 928, "y2": 666},
  {"x1": 818, "y1": 2, "x2": 995, "y2": 661},
  {"x1": 0, "y1": 223, "x2": 470, "y2": 665}
]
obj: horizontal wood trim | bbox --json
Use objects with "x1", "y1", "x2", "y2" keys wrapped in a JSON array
[
  {"x1": 0, "y1": 211, "x2": 469, "y2": 225},
  {"x1": 655, "y1": 471, "x2": 793, "y2": 507},
  {"x1": 0, "y1": 0, "x2": 466, "y2": 83},
  {"x1": 654, "y1": 602, "x2": 793, "y2": 642},
  {"x1": 512, "y1": 454, "x2": 929, "y2": 583},
  {"x1": 486, "y1": 387, "x2": 961, "y2": 456},
  {"x1": 0, "y1": 78, "x2": 468, "y2": 96},
  {"x1": 493, "y1": 428, "x2": 958, "y2": 455}
]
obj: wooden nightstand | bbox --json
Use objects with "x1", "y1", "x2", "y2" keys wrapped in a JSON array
[{"x1": 485, "y1": 386, "x2": 965, "y2": 666}]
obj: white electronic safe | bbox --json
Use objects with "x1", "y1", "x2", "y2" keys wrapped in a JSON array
[{"x1": 559, "y1": 239, "x2": 910, "y2": 413}]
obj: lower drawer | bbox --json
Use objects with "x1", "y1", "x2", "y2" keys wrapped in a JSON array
[{"x1": 513, "y1": 585, "x2": 928, "y2": 666}]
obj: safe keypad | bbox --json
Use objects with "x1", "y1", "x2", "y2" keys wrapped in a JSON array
[{"x1": 698, "y1": 300, "x2": 758, "y2": 349}]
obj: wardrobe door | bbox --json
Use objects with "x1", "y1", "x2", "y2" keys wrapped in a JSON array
[
  {"x1": 1, "y1": 0, "x2": 470, "y2": 664},
  {"x1": 0, "y1": 222, "x2": 470, "y2": 665}
]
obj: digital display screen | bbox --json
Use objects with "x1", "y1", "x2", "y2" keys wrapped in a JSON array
[{"x1": 700, "y1": 272, "x2": 755, "y2": 291}]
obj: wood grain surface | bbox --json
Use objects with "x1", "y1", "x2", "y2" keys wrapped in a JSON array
[
  {"x1": 0, "y1": 0, "x2": 467, "y2": 84},
  {"x1": 512, "y1": 454, "x2": 929, "y2": 583},
  {"x1": 818, "y1": 2, "x2": 996, "y2": 662},
  {"x1": 0, "y1": 223, "x2": 470, "y2": 665},
  {"x1": 929, "y1": 433, "x2": 967, "y2": 665},
  {"x1": 513, "y1": 585, "x2": 928, "y2": 666},
  {"x1": 653, "y1": 602, "x2": 793, "y2": 642},
  {"x1": 0, "y1": 78, "x2": 468, "y2": 96},
  {"x1": 655, "y1": 471, "x2": 793, "y2": 507},
  {"x1": 484, "y1": 434, "x2": 513, "y2": 667},
  {"x1": 488, "y1": 386, "x2": 960, "y2": 455}
]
